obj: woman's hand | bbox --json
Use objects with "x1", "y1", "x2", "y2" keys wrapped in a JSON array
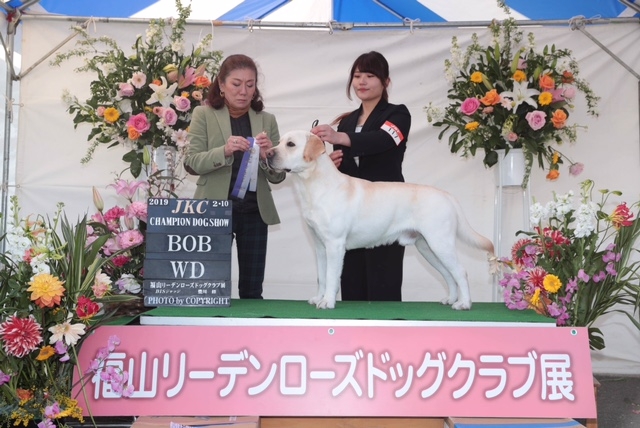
[
  {"x1": 225, "y1": 136, "x2": 250, "y2": 157},
  {"x1": 254, "y1": 131, "x2": 273, "y2": 160},
  {"x1": 329, "y1": 150, "x2": 343, "y2": 168},
  {"x1": 311, "y1": 124, "x2": 350, "y2": 147}
]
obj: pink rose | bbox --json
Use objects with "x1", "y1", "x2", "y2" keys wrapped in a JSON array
[
  {"x1": 126, "y1": 113, "x2": 151, "y2": 133},
  {"x1": 191, "y1": 90, "x2": 203, "y2": 101},
  {"x1": 507, "y1": 132, "x2": 518, "y2": 142},
  {"x1": 550, "y1": 88, "x2": 564, "y2": 103},
  {"x1": 460, "y1": 97, "x2": 481, "y2": 116},
  {"x1": 173, "y1": 96, "x2": 191, "y2": 112},
  {"x1": 96, "y1": 106, "x2": 106, "y2": 117},
  {"x1": 117, "y1": 82, "x2": 135, "y2": 98},
  {"x1": 483, "y1": 106, "x2": 494, "y2": 114},
  {"x1": 525, "y1": 110, "x2": 547, "y2": 131},
  {"x1": 163, "y1": 108, "x2": 178, "y2": 126},
  {"x1": 153, "y1": 106, "x2": 164, "y2": 116}
]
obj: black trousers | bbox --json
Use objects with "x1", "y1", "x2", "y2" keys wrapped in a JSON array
[
  {"x1": 232, "y1": 209, "x2": 268, "y2": 299},
  {"x1": 340, "y1": 243, "x2": 405, "y2": 301}
]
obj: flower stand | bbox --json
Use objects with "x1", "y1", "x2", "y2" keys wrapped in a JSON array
[{"x1": 492, "y1": 149, "x2": 531, "y2": 300}]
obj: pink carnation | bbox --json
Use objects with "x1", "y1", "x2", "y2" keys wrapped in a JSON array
[
  {"x1": 128, "y1": 201, "x2": 148, "y2": 222},
  {"x1": 117, "y1": 230, "x2": 144, "y2": 250}
]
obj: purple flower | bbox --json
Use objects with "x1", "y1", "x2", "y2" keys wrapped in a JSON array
[
  {"x1": 44, "y1": 402, "x2": 61, "y2": 418},
  {"x1": 606, "y1": 262, "x2": 617, "y2": 276},
  {"x1": 592, "y1": 271, "x2": 607, "y2": 283},
  {"x1": 0, "y1": 370, "x2": 10, "y2": 386},
  {"x1": 577, "y1": 269, "x2": 590, "y2": 283},
  {"x1": 38, "y1": 420, "x2": 55, "y2": 428}
]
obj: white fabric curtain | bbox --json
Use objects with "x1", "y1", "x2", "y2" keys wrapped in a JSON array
[{"x1": 15, "y1": 17, "x2": 640, "y2": 374}]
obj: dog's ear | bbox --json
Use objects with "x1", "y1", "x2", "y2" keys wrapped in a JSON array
[{"x1": 303, "y1": 133, "x2": 326, "y2": 162}]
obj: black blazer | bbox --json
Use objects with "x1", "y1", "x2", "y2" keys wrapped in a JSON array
[{"x1": 334, "y1": 99, "x2": 411, "y2": 183}]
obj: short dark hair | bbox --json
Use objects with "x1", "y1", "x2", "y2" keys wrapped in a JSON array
[
  {"x1": 346, "y1": 51, "x2": 390, "y2": 101},
  {"x1": 206, "y1": 54, "x2": 264, "y2": 111}
]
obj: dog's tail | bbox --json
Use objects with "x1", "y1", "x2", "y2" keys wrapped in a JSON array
[{"x1": 452, "y1": 196, "x2": 495, "y2": 257}]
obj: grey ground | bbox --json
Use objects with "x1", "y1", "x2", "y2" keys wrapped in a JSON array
[{"x1": 593, "y1": 375, "x2": 640, "y2": 427}]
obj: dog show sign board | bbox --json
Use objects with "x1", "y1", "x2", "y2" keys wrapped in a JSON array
[
  {"x1": 74, "y1": 324, "x2": 596, "y2": 419},
  {"x1": 143, "y1": 198, "x2": 232, "y2": 307}
]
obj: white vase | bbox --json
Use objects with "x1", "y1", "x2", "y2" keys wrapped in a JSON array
[
  {"x1": 495, "y1": 148, "x2": 526, "y2": 187},
  {"x1": 143, "y1": 145, "x2": 178, "y2": 198}
]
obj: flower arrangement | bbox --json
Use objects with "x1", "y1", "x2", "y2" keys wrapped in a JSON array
[
  {"x1": 52, "y1": 0, "x2": 223, "y2": 178},
  {"x1": 499, "y1": 180, "x2": 640, "y2": 350},
  {"x1": 425, "y1": 0, "x2": 599, "y2": 186},
  {"x1": 88, "y1": 178, "x2": 149, "y2": 302},
  {"x1": 0, "y1": 198, "x2": 137, "y2": 426}
]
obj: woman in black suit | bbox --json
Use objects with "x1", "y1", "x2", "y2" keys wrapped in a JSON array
[{"x1": 311, "y1": 51, "x2": 411, "y2": 302}]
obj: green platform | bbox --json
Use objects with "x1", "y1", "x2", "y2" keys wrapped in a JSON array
[{"x1": 141, "y1": 299, "x2": 553, "y2": 324}]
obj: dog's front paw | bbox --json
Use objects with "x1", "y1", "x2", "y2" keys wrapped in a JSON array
[
  {"x1": 308, "y1": 295, "x2": 323, "y2": 306},
  {"x1": 452, "y1": 300, "x2": 472, "y2": 310},
  {"x1": 315, "y1": 297, "x2": 336, "y2": 309},
  {"x1": 440, "y1": 296, "x2": 456, "y2": 306}
]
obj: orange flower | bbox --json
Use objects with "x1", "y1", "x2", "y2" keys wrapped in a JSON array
[
  {"x1": 128, "y1": 126, "x2": 141, "y2": 140},
  {"x1": 512, "y1": 70, "x2": 526, "y2": 82},
  {"x1": 546, "y1": 169, "x2": 560, "y2": 181},
  {"x1": 16, "y1": 388, "x2": 34, "y2": 403},
  {"x1": 539, "y1": 74, "x2": 555, "y2": 91},
  {"x1": 550, "y1": 109, "x2": 567, "y2": 129},
  {"x1": 194, "y1": 76, "x2": 211, "y2": 88},
  {"x1": 27, "y1": 273, "x2": 65, "y2": 308},
  {"x1": 562, "y1": 71, "x2": 574, "y2": 83},
  {"x1": 36, "y1": 345, "x2": 56, "y2": 361},
  {"x1": 470, "y1": 71, "x2": 483, "y2": 83},
  {"x1": 480, "y1": 89, "x2": 500, "y2": 106},
  {"x1": 152, "y1": 79, "x2": 162, "y2": 86},
  {"x1": 465, "y1": 121, "x2": 479, "y2": 131}
]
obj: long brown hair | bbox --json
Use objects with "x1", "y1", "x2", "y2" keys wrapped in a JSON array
[{"x1": 206, "y1": 54, "x2": 265, "y2": 112}]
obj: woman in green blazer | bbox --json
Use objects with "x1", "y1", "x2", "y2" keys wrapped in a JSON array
[{"x1": 185, "y1": 54, "x2": 285, "y2": 299}]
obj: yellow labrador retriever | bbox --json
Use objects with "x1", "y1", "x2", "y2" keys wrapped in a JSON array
[{"x1": 267, "y1": 130, "x2": 495, "y2": 310}]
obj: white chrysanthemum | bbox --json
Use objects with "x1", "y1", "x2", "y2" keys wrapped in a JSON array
[
  {"x1": 529, "y1": 202, "x2": 545, "y2": 226},
  {"x1": 554, "y1": 191, "x2": 574, "y2": 216},
  {"x1": 573, "y1": 201, "x2": 597, "y2": 238}
]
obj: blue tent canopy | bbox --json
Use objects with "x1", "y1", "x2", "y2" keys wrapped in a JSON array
[{"x1": 4, "y1": 0, "x2": 639, "y2": 21}]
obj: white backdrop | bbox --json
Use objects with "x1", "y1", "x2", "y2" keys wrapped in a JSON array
[{"x1": 14, "y1": 17, "x2": 640, "y2": 374}]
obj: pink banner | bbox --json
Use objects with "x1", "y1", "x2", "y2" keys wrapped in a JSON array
[{"x1": 74, "y1": 325, "x2": 595, "y2": 418}]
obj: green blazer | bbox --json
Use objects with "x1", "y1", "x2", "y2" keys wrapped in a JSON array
[{"x1": 185, "y1": 105, "x2": 286, "y2": 225}]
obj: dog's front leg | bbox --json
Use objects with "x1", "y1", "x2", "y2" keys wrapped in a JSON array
[
  {"x1": 315, "y1": 240, "x2": 345, "y2": 309},
  {"x1": 308, "y1": 231, "x2": 328, "y2": 307}
]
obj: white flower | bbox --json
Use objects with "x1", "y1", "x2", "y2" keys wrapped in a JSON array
[
  {"x1": 130, "y1": 71, "x2": 147, "y2": 89},
  {"x1": 529, "y1": 202, "x2": 545, "y2": 226},
  {"x1": 147, "y1": 77, "x2": 178, "y2": 108},
  {"x1": 573, "y1": 201, "x2": 597, "y2": 238},
  {"x1": 172, "y1": 129, "x2": 190, "y2": 149},
  {"x1": 554, "y1": 191, "x2": 574, "y2": 216},
  {"x1": 116, "y1": 273, "x2": 141, "y2": 294},
  {"x1": 500, "y1": 80, "x2": 540, "y2": 113},
  {"x1": 49, "y1": 316, "x2": 86, "y2": 346}
]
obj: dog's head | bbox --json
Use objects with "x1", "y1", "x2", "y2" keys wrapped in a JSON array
[{"x1": 266, "y1": 130, "x2": 326, "y2": 173}]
